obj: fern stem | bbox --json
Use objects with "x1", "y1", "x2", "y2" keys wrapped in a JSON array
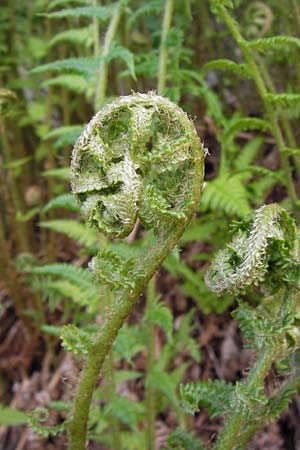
[
  {"x1": 213, "y1": 285, "x2": 295, "y2": 450},
  {"x1": 69, "y1": 224, "x2": 196, "y2": 449},
  {"x1": 213, "y1": 345, "x2": 276, "y2": 450},
  {"x1": 255, "y1": 54, "x2": 300, "y2": 183},
  {"x1": 105, "y1": 350, "x2": 122, "y2": 450},
  {"x1": 94, "y1": 1, "x2": 124, "y2": 109},
  {"x1": 44, "y1": 18, "x2": 57, "y2": 262},
  {"x1": 157, "y1": 0, "x2": 173, "y2": 94},
  {"x1": 219, "y1": 6, "x2": 298, "y2": 209},
  {"x1": 69, "y1": 93, "x2": 204, "y2": 450},
  {"x1": 145, "y1": 276, "x2": 157, "y2": 450},
  {"x1": 92, "y1": 0, "x2": 101, "y2": 59},
  {"x1": 0, "y1": 117, "x2": 30, "y2": 252},
  {"x1": 236, "y1": 367, "x2": 300, "y2": 450}
]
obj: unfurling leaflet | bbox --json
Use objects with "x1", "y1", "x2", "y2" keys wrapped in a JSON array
[{"x1": 205, "y1": 203, "x2": 298, "y2": 296}]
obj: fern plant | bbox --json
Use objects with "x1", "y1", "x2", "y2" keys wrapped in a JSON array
[
  {"x1": 65, "y1": 92, "x2": 205, "y2": 450},
  {"x1": 208, "y1": 0, "x2": 300, "y2": 211},
  {"x1": 180, "y1": 203, "x2": 300, "y2": 450}
]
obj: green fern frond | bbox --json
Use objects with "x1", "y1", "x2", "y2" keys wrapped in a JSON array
[
  {"x1": 90, "y1": 250, "x2": 138, "y2": 290},
  {"x1": 113, "y1": 323, "x2": 145, "y2": 363},
  {"x1": 265, "y1": 93, "x2": 300, "y2": 107},
  {"x1": 104, "y1": 45, "x2": 136, "y2": 80},
  {"x1": 144, "y1": 298, "x2": 173, "y2": 342},
  {"x1": 28, "y1": 408, "x2": 68, "y2": 437},
  {"x1": 234, "y1": 137, "x2": 264, "y2": 170},
  {"x1": 232, "y1": 300, "x2": 296, "y2": 350},
  {"x1": 39, "y1": 219, "x2": 99, "y2": 246},
  {"x1": 205, "y1": 204, "x2": 298, "y2": 295},
  {"x1": 32, "y1": 58, "x2": 98, "y2": 78},
  {"x1": 28, "y1": 263, "x2": 95, "y2": 291},
  {"x1": 48, "y1": 0, "x2": 86, "y2": 10},
  {"x1": 250, "y1": 177, "x2": 277, "y2": 204},
  {"x1": 200, "y1": 174, "x2": 251, "y2": 218},
  {"x1": 1, "y1": 155, "x2": 32, "y2": 171},
  {"x1": 201, "y1": 59, "x2": 250, "y2": 77},
  {"x1": 127, "y1": 0, "x2": 162, "y2": 28},
  {"x1": 43, "y1": 5, "x2": 114, "y2": 19},
  {"x1": 42, "y1": 167, "x2": 70, "y2": 179},
  {"x1": 105, "y1": 396, "x2": 145, "y2": 431},
  {"x1": 48, "y1": 27, "x2": 93, "y2": 48},
  {"x1": 44, "y1": 125, "x2": 83, "y2": 148},
  {"x1": 180, "y1": 380, "x2": 234, "y2": 416},
  {"x1": 38, "y1": 279, "x2": 96, "y2": 306},
  {"x1": 167, "y1": 428, "x2": 206, "y2": 450},
  {"x1": 146, "y1": 369, "x2": 178, "y2": 405},
  {"x1": 224, "y1": 118, "x2": 270, "y2": 142},
  {"x1": 42, "y1": 74, "x2": 90, "y2": 93},
  {"x1": 61, "y1": 324, "x2": 92, "y2": 355},
  {"x1": 0, "y1": 405, "x2": 27, "y2": 426},
  {"x1": 43, "y1": 193, "x2": 79, "y2": 213},
  {"x1": 282, "y1": 147, "x2": 300, "y2": 156},
  {"x1": 209, "y1": 0, "x2": 234, "y2": 15},
  {"x1": 245, "y1": 36, "x2": 300, "y2": 53},
  {"x1": 235, "y1": 166, "x2": 283, "y2": 181}
]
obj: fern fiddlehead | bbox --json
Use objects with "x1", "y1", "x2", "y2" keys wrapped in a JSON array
[
  {"x1": 69, "y1": 92, "x2": 205, "y2": 450},
  {"x1": 204, "y1": 203, "x2": 300, "y2": 450},
  {"x1": 205, "y1": 203, "x2": 298, "y2": 296}
]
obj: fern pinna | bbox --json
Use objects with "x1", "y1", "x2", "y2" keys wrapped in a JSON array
[
  {"x1": 181, "y1": 204, "x2": 300, "y2": 450},
  {"x1": 68, "y1": 92, "x2": 205, "y2": 450}
]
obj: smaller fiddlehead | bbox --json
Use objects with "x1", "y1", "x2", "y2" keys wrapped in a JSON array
[
  {"x1": 203, "y1": 204, "x2": 300, "y2": 450},
  {"x1": 205, "y1": 203, "x2": 298, "y2": 296},
  {"x1": 69, "y1": 93, "x2": 204, "y2": 450}
]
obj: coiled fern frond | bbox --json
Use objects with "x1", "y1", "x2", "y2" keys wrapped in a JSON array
[
  {"x1": 68, "y1": 92, "x2": 205, "y2": 450},
  {"x1": 205, "y1": 204, "x2": 298, "y2": 295},
  {"x1": 71, "y1": 92, "x2": 204, "y2": 239}
]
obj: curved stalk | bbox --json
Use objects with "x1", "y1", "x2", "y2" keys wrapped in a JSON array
[
  {"x1": 213, "y1": 346, "x2": 276, "y2": 450},
  {"x1": 68, "y1": 93, "x2": 205, "y2": 450}
]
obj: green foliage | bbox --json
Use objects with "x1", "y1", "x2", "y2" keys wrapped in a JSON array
[
  {"x1": 39, "y1": 219, "x2": 99, "y2": 246},
  {"x1": 32, "y1": 58, "x2": 98, "y2": 78},
  {"x1": 201, "y1": 59, "x2": 250, "y2": 77},
  {"x1": 246, "y1": 36, "x2": 300, "y2": 53},
  {"x1": 43, "y1": 5, "x2": 114, "y2": 20},
  {"x1": 43, "y1": 193, "x2": 79, "y2": 213},
  {"x1": 0, "y1": 405, "x2": 27, "y2": 426},
  {"x1": 200, "y1": 174, "x2": 251, "y2": 218},
  {"x1": 180, "y1": 380, "x2": 234, "y2": 416},
  {"x1": 205, "y1": 204, "x2": 298, "y2": 295},
  {"x1": 105, "y1": 396, "x2": 145, "y2": 431},
  {"x1": 48, "y1": 27, "x2": 94, "y2": 48},
  {"x1": 60, "y1": 324, "x2": 92, "y2": 355},
  {"x1": 166, "y1": 428, "x2": 206, "y2": 450},
  {"x1": 144, "y1": 296, "x2": 173, "y2": 342},
  {"x1": 44, "y1": 126, "x2": 83, "y2": 149},
  {"x1": 4, "y1": 1, "x2": 300, "y2": 449},
  {"x1": 28, "y1": 408, "x2": 68, "y2": 437},
  {"x1": 42, "y1": 74, "x2": 90, "y2": 94},
  {"x1": 223, "y1": 118, "x2": 270, "y2": 142},
  {"x1": 103, "y1": 44, "x2": 136, "y2": 80}
]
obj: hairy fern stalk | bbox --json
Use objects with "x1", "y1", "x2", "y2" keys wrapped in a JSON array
[
  {"x1": 180, "y1": 203, "x2": 300, "y2": 450},
  {"x1": 68, "y1": 92, "x2": 205, "y2": 450}
]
